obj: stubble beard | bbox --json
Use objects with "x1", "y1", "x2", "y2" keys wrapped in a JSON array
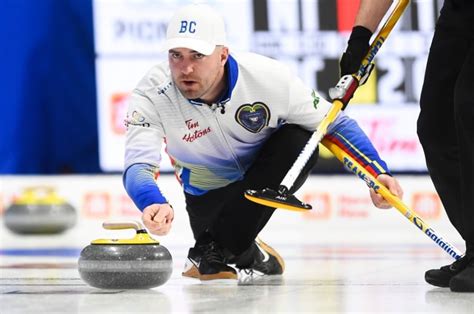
[
  {"x1": 177, "y1": 80, "x2": 214, "y2": 101},
  {"x1": 179, "y1": 87, "x2": 200, "y2": 99},
  {"x1": 174, "y1": 67, "x2": 222, "y2": 101}
]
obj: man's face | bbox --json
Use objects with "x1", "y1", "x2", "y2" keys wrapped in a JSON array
[{"x1": 168, "y1": 47, "x2": 228, "y2": 102}]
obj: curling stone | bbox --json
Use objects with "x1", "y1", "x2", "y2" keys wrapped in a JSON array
[
  {"x1": 78, "y1": 221, "x2": 173, "y2": 289},
  {"x1": 4, "y1": 186, "x2": 77, "y2": 234}
]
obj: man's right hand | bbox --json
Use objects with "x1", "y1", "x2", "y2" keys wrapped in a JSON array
[
  {"x1": 142, "y1": 203, "x2": 174, "y2": 236},
  {"x1": 340, "y1": 26, "x2": 373, "y2": 77}
]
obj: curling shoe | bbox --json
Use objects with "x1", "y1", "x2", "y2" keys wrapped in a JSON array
[
  {"x1": 182, "y1": 243, "x2": 237, "y2": 281},
  {"x1": 450, "y1": 258, "x2": 474, "y2": 292},
  {"x1": 198, "y1": 240, "x2": 237, "y2": 281},
  {"x1": 425, "y1": 255, "x2": 470, "y2": 287},
  {"x1": 182, "y1": 247, "x2": 201, "y2": 279},
  {"x1": 238, "y1": 238, "x2": 285, "y2": 278}
]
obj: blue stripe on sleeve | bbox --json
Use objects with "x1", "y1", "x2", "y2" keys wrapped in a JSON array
[
  {"x1": 123, "y1": 163, "x2": 168, "y2": 211},
  {"x1": 327, "y1": 113, "x2": 390, "y2": 176}
]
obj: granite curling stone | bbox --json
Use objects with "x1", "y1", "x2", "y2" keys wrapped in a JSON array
[
  {"x1": 78, "y1": 221, "x2": 173, "y2": 289},
  {"x1": 4, "y1": 186, "x2": 77, "y2": 235}
]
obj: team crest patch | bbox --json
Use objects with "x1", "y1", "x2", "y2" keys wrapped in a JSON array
[{"x1": 235, "y1": 102, "x2": 270, "y2": 133}]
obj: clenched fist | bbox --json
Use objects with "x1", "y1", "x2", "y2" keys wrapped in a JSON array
[{"x1": 142, "y1": 203, "x2": 174, "y2": 235}]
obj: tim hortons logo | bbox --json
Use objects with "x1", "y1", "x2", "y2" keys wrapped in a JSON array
[{"x1": 182, "y1": 119, "x2": 211, "y2": 142}]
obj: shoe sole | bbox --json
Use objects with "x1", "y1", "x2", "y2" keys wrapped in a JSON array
[
  {"x1": 200, "y1": 272, "x2": 238, "y2": 281},
  {"x1": 182, "y1": 265, "x2": 200, "y2": 279},
  {"x1": 256, "y1": 238, "x2": 285, "y2": 273},
  {"x1": 183, "y1": 264, "x2": 238, "y2": 280}
]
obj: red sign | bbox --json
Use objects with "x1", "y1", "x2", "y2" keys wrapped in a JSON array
[
  {"x1": 83, "y1": 192, "x2": 111, "y2": 218},
  {"x1": 412, "y1": 192, "x2": 441, "y2": 220},
  {"x1": 302, "y1": 192, "x2": 331, "y2": 220},
  {"x1": 110, "y1": 92, "x2": 130, "y2": 135}
]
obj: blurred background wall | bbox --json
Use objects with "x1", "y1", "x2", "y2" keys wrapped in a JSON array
[
  {"x1": 1, "y1": 0, "x2": 99, "y2": 174},
  {"x1": 1, "y1": 0, "x2": 441, "y2": 174},
  {"x1": 0, "y1": 0, "x2": 460, "y2": 256}
]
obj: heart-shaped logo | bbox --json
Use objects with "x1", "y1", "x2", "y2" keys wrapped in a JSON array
[{"x1": 235, "y1": 102, "x2": 270, "y2": 133}]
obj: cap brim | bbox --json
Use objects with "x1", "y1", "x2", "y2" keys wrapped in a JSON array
[{"x1": 161, "y1": 38, "x2": 215, "y2": 55}]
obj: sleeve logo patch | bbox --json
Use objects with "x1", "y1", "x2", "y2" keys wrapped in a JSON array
[
  {"x1": 124, "y1": 110, "x2": 150, "y2": 128},
  {"x1": 311, "y1": 90, "x2": 320, "y2": 109},
  {"x1": 235, "y1": 102, "x2": 271, "y2": 133}
]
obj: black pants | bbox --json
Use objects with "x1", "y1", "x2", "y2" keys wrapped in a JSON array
[
  {"x1": 184, "y1": 124, "x2": 318, "y2": 256},
  {"x1": 417, "y1": 8, "x2": 474, "y2": 255}
]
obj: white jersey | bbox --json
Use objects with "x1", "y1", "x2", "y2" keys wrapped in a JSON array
[{"x1": 124, "y1": 52, "x2": 332, "y2": 195}]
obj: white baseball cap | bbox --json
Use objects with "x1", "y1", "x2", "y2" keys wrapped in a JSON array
[{"x1": 162, "y1": 4, "x2": 227, "y2": 55}]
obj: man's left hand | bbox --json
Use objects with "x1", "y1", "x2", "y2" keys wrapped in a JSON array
[{"x1": 370, "y1": 174, "x2": 404, "y2": 209}]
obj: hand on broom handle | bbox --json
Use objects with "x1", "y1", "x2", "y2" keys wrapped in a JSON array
[{"x1": 322, "y1": 138, "x2": 462, "y2": 260}]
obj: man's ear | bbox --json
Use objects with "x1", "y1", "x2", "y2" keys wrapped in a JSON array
[{"x1": 220, "y1": 47, "x2": 229, "y2": 65}]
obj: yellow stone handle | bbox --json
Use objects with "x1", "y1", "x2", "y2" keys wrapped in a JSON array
[
  {"x1": 92, "y1": 220, "x2": 160, "y2": 245},
  {"x1": 102, "y1": 220, "x2": 144, "y2": 231}
]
